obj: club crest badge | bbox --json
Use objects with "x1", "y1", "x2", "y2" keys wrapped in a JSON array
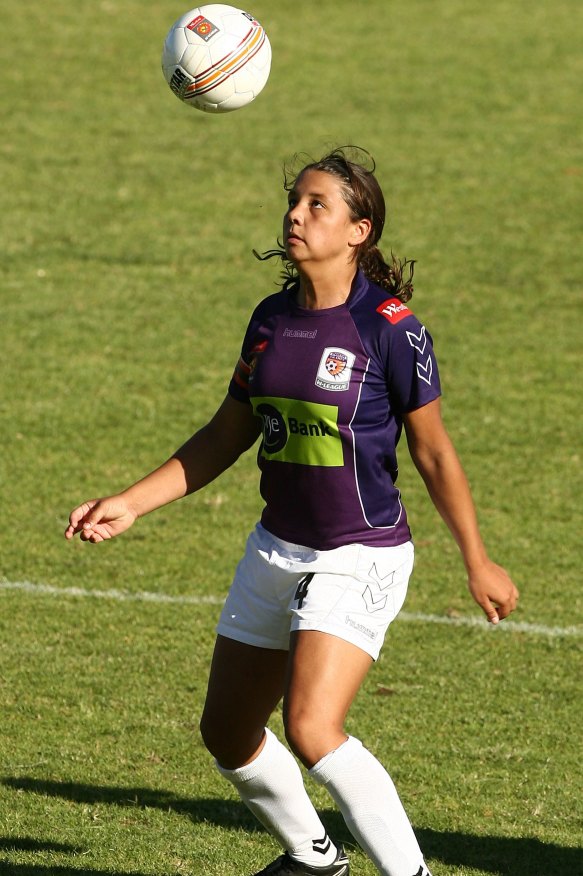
[
  {"x1": 186, "y1": 15, "x2": 220, "y2": 41},
  {"x1": 316, "y1": 347, "x2": 355, "y2": 392}
]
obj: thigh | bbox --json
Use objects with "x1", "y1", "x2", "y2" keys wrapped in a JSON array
[
  {"x1": 283, "y1": 629, "x2": 373, "y2": 768},
  {"x1": 200, "y1": 634, "x2": 289, "y2": 768}
]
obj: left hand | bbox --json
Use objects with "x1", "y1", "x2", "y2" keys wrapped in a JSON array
[{"x1": 467, "y1": 559, "x2": 519, "y2": 624}]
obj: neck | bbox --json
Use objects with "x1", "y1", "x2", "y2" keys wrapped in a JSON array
[{"x1": 296, "y1": 266, "x2": 358, "y2": 310}]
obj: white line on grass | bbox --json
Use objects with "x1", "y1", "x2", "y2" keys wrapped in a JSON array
[
  {"x1": 0, "y1": 578, "x2": 223, "y2": 605},
  {"x1": 1, "y1": 578, "x2": 581, "y2": 639}
]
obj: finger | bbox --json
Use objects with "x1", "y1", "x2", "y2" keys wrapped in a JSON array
[
  {"x1": 80, "y1": 521, "x2": 112, "y2": 543},
  {"x1": 495, "y1": 600, "x2": 513, "y2": 620},
  {"x1": 481, "y1": 599, "x2": 500, "y2": 625},
  {"x1": 495, "y1": 593, "x2": 518, "y2": 620},
  {"x1": 66, "y1": 500, "x2": 98, "y2": 536},
  {"x1": 79, "y1": 501, "x2": 112, "y2": 535},
  {"x1": 80, "y1": 527, "x2": 103, "y2": 543},
  {"x1": 497, "y1": 583, "x2": 520, "y2": 619}
]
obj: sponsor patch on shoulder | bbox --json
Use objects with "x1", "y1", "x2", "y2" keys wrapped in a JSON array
[{"x1": 376, "y1": 298, "x2": 412, "y2": 324}]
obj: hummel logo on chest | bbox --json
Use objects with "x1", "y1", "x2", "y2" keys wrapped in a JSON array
[{"x1": 283, "y1": 328, "x2": 318, "y2": 339}]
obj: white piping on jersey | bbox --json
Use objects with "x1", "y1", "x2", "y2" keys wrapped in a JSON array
[{"x1": 349, "y1": 357, "x2": 404, "y2": 530}]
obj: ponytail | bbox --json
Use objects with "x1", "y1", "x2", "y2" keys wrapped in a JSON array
[{"x1": 359, "y1": 247, "x2": 415, "y2": 303}]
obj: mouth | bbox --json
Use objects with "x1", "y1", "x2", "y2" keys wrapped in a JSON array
[{"x1": 285, "y1": 233, "x2": 303, "y2": 245}]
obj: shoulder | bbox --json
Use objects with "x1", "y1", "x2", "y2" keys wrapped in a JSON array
[
  {"x1": 249, "y1": 289, "x2": 289, "y2": 322},
  {"x1": 350, "y1": 276, "x2": 427, "y2": 339},
  {"x1": 354, "y1": 281, "x2": 441, "y2": 407},
  {"x1": 240, "y1": 290, "x2": 289, "y2": 343},
  {"x1": 239, "y1": 290, "x2": 290, "y2": 355}
]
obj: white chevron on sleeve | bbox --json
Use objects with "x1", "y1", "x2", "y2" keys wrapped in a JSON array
[
  {"x1": 406, "y1": 325, "x2": 427, "y2": 354},
  {"x1": 416, "y1": 355, "x2": 433, "y2": 385}
]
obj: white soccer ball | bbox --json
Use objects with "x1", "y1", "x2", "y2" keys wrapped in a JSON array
[{"x1": 161, "y1": 4, "x2": 271, "y2": 113}]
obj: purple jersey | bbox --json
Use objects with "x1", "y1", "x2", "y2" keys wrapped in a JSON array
[{"x1": 229, "y1": 270, "x2": 441, "y2": 549}]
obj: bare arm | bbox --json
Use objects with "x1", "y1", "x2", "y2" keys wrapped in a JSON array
[
  {"x1": 65, "y1": 394, "x2": 261, "y2": 543},
  {"x1": 403, "y1": 398, "x2": 519, "y2": 623}
]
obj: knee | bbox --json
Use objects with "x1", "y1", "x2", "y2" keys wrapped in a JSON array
[
  {"x1": 283, "y1": 706, "x2": 346, "y2": 769},
  {"x1": 199, "y1": 709, "x2": 234, "y2": 763},
  {"x1": 199, "y1": 709, "x2": 264, "y2": 770},
  {"x1": 199, "y1": 709, "x2": 220, "y2": 758}
]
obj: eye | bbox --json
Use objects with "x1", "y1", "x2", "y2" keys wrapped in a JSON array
[
  {"x1": 287, "y1": 196, "x2": 298, "y2": 210},
  {"x1": 311, "y1": 199, "x2": 324, "y2": 209}
]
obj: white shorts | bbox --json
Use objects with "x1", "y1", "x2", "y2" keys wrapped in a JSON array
[{"x1": 216, "y1": 524, "x2": 414, "y2": 660}]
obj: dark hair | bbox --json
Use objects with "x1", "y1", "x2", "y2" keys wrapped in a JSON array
[{"x1": 254, "y1": 146, "x2": 415, "y2": 302}]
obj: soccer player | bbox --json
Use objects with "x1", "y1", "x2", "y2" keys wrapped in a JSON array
[{"x1": 66, "y1": 147, "x2": 518, "y2": 876}]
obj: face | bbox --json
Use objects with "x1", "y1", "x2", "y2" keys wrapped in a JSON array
[{"x1": 283, "y1": 169, "x2": 371, "y2": 270}]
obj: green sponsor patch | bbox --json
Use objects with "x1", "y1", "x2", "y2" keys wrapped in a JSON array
[{"x1": 252, "y1": 396, "x2": 343, "y2": 467}]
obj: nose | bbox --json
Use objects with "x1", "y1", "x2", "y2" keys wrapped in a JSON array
[{"x1": 287, "y1": 203, "x2": 302, "y2": 225}]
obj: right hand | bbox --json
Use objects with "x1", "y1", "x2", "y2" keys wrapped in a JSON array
[
  {"x1": 467, "y1": 558, "x2": 519, "y2": 625},
  {"x1": 64, "y1": 496, "x2": 138, "y2": 543}
]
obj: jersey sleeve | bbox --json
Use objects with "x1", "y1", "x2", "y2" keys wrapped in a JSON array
[
  {"x1": 386, "y1": 315, "x2": 441, "y2": 413},
  {"x1": 227, "y1": 293, "x2": 281, "y2": 404},
  {"x1": 228, "y1": 318, "x2": 255, "y2": 404}
]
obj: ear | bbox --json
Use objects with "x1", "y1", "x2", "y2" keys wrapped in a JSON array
[{"x1": 349, "y1": 218, "x2": 372, "y2": 247}]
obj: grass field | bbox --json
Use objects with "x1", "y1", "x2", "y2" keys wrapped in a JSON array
[{"x1": 1, "y1": 1, "x2": 582, "y2": 874}]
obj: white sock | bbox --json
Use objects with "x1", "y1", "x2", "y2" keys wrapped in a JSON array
[
  {"x1": 310, "y1": 736, "x2": 431, "y2": 876},
  {"x1": 216, "y1": 727, "x2": 338, "y2": 868}
]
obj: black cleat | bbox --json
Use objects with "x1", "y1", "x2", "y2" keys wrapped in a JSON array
[{"x1": 252, "y1": 844, "x2": 350, "y2": 875}]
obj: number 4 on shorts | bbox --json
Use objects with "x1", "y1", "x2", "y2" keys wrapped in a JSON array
[{"x1": 294, "y1": 573, "x2": 314, "y2": 609}]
